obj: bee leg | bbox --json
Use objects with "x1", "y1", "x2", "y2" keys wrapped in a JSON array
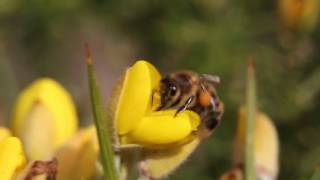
[
  {"x1": 113, "y1": 144, "x2": 144, "y2": 153},
  {"x1": 174, "y1": 96, "x2": 194, "y2": 117}
]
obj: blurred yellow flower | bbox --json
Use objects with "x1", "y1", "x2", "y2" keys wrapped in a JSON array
[
  {"x1": 0, "y1": 137, "x2": 26, "y2": 180},
  {"x1": 278, "y1": 0, "x2": 319, "y2": 32},
  {"x1": 115, "y1": 60, "x2": 200, "y2": 146},
  {"x1": 232, "y1": 107, "x2": 279, "y2": 179},
  {"x1": 55, "y1": 125, "x2": 99, "y2": 180},
  {"x1": 6, "y1": 125, "x2": 98, "y2": 180},
  {"x1": 4, "y1": 78, "x2": 98, "y2": 179},
  {"x1": 11, "y1": 78, "x2": 78, "y2": 160}
]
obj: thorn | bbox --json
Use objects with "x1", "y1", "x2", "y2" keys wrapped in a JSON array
[
  {"x1": 247, "y1": 56, "x2": 255, "y2": 75},
  {"x1": 85, "y1": 43, "x2": 93, "y2": 65}
]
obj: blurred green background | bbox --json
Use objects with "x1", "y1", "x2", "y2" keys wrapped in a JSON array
[{"x1": 0, "y1": 0, "x2": 320, "y2": 179}]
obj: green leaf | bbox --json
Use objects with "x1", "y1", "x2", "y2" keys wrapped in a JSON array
[
  {"x1": 245, "y1": 60, "x2": 256, "y2": 180},
  {"x1": 85, "y1": 45, "x2": 118, "y2": 180}
]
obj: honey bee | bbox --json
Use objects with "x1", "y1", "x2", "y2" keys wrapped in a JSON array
[
  {"x1": 156, "y1": 71, "x2": 224, "y2": 138},
  {"x1": 138, "y1": 71, "x2": 224, "y2": 179}
]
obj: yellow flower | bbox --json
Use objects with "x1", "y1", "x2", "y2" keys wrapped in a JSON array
[
  {"x1": 112, "y1": 60, "x2": 204, "y2": 179},
  {"x1": 11, "y1": 78, "x2": 78, "y2": 160},
  {"x1": 0, "y1": 78, "x2": 100, "y2": 180},
  {"x1": 278, "y1": 0, "x2": 319, "y2": 32},
  {"x1": 10, "y1": 125, "x2": 98, "y2": 180},
  {"x1": 0, "y1": 137, "x2": 26, "y2": 180},
  {"x1": 114, "y1": 60, "x2": 200, "y2": 146},
  {"x1": 6, "y1": 78, "x2": 98, "y2": 179},
  {"x1": 232, "y1": 107, "x2": 279, "y2": 179}
]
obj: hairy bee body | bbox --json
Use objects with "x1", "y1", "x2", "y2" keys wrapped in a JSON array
[{"x1": 157, "y1": 71, "x2": 224, "y2": 137}]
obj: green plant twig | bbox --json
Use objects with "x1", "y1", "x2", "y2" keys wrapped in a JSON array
[
  {"x1": 85, "y1": 45, "x2": 118, "y2": 180},
  {"x1": 245, "y1": 60, "x2": 256, "y2": 180}
]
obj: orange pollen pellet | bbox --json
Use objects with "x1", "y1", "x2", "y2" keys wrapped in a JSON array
[{"x1": 199, "y1": 90, "x2": 212, "y2": 107}]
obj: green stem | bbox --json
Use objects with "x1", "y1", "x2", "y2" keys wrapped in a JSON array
[
  {"x1": 245, "y1": 60, "x2": 256, "y2": 180},
  {"x1": 86, "y1": 45, "x2": 118, "y2": 180}
]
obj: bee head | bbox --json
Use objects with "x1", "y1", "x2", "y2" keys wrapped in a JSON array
[{"x1": 158, "y1": 78, "x2": 181, "y2": 109}]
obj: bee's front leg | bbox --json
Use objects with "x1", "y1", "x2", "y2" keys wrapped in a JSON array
[{"x1": 174, "y1": 96, "x2": 194, "y2": 116}]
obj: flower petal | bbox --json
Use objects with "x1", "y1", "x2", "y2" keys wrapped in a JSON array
[
  {"x1": 12, "y1": 78, "x2": 78, "y2": 159},
  {"x1": 55, "y1": 125, "x2": 99, "y2": 180},
  {"x1": 143, "y1": 134, "x2": 200, "y2": 179},
  {"x1": 128, "y1": 110, "x2": 200, "y2": 145},
  {"x1": 0, "y1": 137, "x2": 26, "y2": 180},
  {"x1": 20, "y1": 103, "x2": 56, "y2": 160},
  {"x1": 115, "y1": 60, "x2": 161, "y2": 135}
]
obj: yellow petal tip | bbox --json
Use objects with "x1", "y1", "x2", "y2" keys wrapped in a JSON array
[{"x1": 0, "y1": 137, "x2": 26, "y2": 180}]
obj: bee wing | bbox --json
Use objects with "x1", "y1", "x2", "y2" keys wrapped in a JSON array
[
  {"x1": 201, "y1": 74, "x2": 221, "y2": 84},
  {"x1": 142, "y1": 134, "x2": 201, "y2": 179}
]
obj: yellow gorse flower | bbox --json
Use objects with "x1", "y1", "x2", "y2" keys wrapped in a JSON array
[
  {"x1": 115, "y1": 60, "x2": 200, "y2": 146},
  {"x1": 11, "y1": 78, "x2": 78, "y2": 160},
  {"x1": 232, "y1": 107, "x2": 279, "y2": 179},
  {"x1": 12, "y1": 125, "x2": 98, "y2": 180},
  {"x1": 0, "y1": 78, "x2": 99, "y2": 180},
  {"x1": 278, "y1": 0, "x2": 319, "y2": 32},
  {"x1": 112, "y1": 60, "x2": 205, "y2": 179}
]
